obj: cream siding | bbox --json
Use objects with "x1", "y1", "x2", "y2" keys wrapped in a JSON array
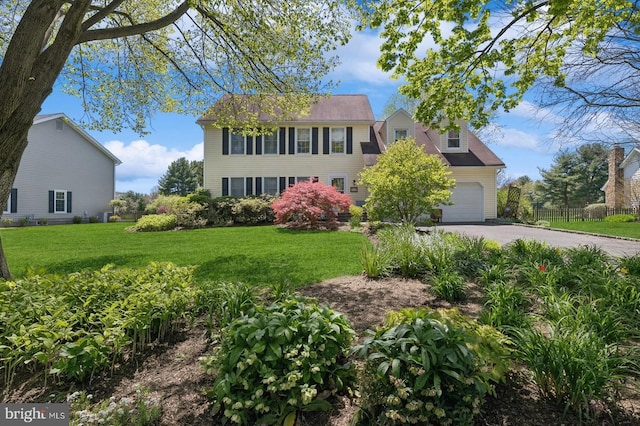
[
  {"x1": 203, "y1": 123, "x2": 371, "y2": 204},
  {"x1": 439, "y1": 120, "x2": 469, "y2": 153},
  {"x1": 445, "y1": 167, "x2": 499, "y2": 219},
  {"x1": 383, "y1": 110, "x2": 415, "y2": 146},
  {"x1": 5, "y1": 117, "x2": 119, "y2": 222}
]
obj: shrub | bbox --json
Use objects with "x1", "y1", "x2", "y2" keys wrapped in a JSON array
[
  {"x1": 272, "y1": 181, "x2": 352, "y2": 230},
  {"x1": 604, "y1": 213, "x2": 636, "y2": 222},
  {"x1": 146, "y1": 195, "x2": 206, "y2": 228},
  {"x1": 232, "y1": 196, "x2": 275, "y2": 224},
  {"x1": 209, "y1": 196, "x2": 238, "y2": 226},
  {"x1": 430, "y1": 269, "x2": 466, "y2": 302},
  {"x1": 18, "y1": 217, "x2": 30, "y2": 226},
  {"x1": 1, "y1": 218, "x2": 12, "y2": 227},
  {"x1": 349, "y1": 205, "x2": 364, "y2": 229},
  {"x1": 353, "y1": 308, "x2": 510, "y2": 425},
  {"x1": 73, "y1": 216, "x2": 83, "y2": 224},
  {"x1": 377, "y1": 224, "x2": 429, "y2": 278},
  {"x1": 584, "y1": 203, "x2": 607, "y2": 220},
  {"x1": 109, "y1": 215, "x2": 120, "y2": 222},
  {"x1": 89, "y1": 215, "x2": 99, "y2": 223},
  {"x1": 360, "y1": 243, "x2": 393, "y2": 279},
  {"x1": 37, "y1": 217, "x2": 48, "y2": 225},
  {"x1": 202, "y1": 298, "x2": 356, "y2": 425},
  {"x1": 127, "y1": 214, "x2": 177, "y2": 232},
  {"x1": 513, "y1": 323, "x2": 634, "y2": 419}
]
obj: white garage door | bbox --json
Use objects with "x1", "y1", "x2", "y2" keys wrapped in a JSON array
[{"x1": 440, "y1": 182, "x2": 484, "y2": 223}]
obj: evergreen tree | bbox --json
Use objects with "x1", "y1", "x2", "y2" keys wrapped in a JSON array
[{"x1": 158, "y1": 158, "x2": 199, "y2": 196}]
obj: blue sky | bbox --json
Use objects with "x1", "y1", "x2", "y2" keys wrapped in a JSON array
[{"x1": 40, "y1": 25, "x2": 562, "y2": 195}]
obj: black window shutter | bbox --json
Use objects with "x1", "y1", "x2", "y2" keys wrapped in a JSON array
[
  {"x1": 48, "y1": 190, "x2": 54, "y2": 213},
  {"x1": 279, "y1": 177, "x2": 287, "y2": 193},
  {"x1": 255, "y1": 177, "x2": 262, "y2": 195},
  {"x1": 10, "y1": 188, "x2": 17, "y2": 213},
  {"x1": 279, "y1": 127, "x2": 286, "y2": 154},
  {"x1": 255, "y1": 135, "x2": 262, "y2": 155},
  {"x1": 246, "y1": 135, "x2": 253, "y2": 155},
  {"x1": 323, "y1": 127, "x2": 330, "y2": 154},
  {"x1": 288, "y1": 127, "x2": 295, "y2": 155},
  {"x1": 222, "y1": 178, "x2": 229, "y2": 196},
  {"x1": 288, "y1": 177, "x2": 295, "y2": 187},
  {"x1": 67, "y1": 191, "x2": 72, "y2": 213},
  {"x1": 222, "y1": 128, "x2": 229, "y2": 155},
  {"x1": 312, "y1": 127, "x2": 319, "y2": 154},
  {"x1": 245, "y1": 177, "x2": 253, "y2": 195},
  {"x1": 347, "y1": 127, "x2": 353, "y2": 154}
]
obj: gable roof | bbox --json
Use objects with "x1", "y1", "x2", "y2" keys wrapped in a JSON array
[
  {"x1": 197, "y1": 94, "x2": 375, "y2": 124},
  {"x1": 620, "y1": 146, "x2": 640, "y2": 169},
  {"x1": 33, "y1": 113, "x2": 121, "y2": 165}
]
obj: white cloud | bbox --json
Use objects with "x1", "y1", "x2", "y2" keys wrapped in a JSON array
[{"x1": 105, "y1": 139, "x2": 203, "y2": 182}]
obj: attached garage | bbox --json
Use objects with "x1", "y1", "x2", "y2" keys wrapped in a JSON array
[{"x1": 440, "y1": 182, "x2": 484, "y2": 223}]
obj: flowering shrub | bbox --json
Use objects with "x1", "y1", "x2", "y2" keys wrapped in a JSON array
[
  {"x1": 272, "y1": 181, "x2": 352, "y2": 230},
  {"x1": 146, "y1": 195, "x2": 207, "y2": 228},
  {"x1": 201, "y1": 298, "x2": 356, "y2": 424},
  {"x1": 127, "y1": 214, "x2": 177, "y2": 232},
  {"x1": 353, "y1": 308, "x2": 510, "y2": 425}
]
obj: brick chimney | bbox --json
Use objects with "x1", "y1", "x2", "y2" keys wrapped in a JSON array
[{"x1": 605, "y1": 145, "x2": 625, "y2": 208}]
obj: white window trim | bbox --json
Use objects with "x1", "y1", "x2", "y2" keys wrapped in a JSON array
[
  {"x1": 330, "y1": 127, "x2": 346, "y2": 155},
  {"x1": 393, "y1": 128, "x2": 409, "y2": 142},
  {"x1": 446, "y1": 130, "x2": 461, "y2": 150},
  {"x1": 229, "y1": 177, "x2": 246, "y2": 197},
  {"x1": 54, "y1": 189, "x2": 67, "y2": 214},
  {"x1": 230, "y1": 131, "x2": 246, "y2": 155},
  {"x1": 295, "y1": 127, "x2": 312, "y2": 155},
  {"x1": 328, "y1": 174, "x2": 348, "y2": 193},
  {"x1": 3, "y1": 191, "x2": 10, "y2": 214},
  {"x1": 262, "y1": 176, "x2": 279, "y2": 195},
  {"x1": 262, "y1": 130, "x2": 279, "y2": 155}
]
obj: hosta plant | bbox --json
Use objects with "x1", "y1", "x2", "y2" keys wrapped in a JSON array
[
  {"x1": 353, "y1": 308, "x2": 510, "y2": 425},
  {"x1": 201, "y1": 298, "x2": 356, "y2": 425}
]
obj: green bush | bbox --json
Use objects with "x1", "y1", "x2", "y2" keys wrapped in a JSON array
[
  {"x1": 430, "y1": 269, "x2": 466, "y2": 302},
  {"x1": 232, "y1": 196, "x2": 275, "y2": 224},
  {"x1": 89, "y1": 216, "x2": 99, "y2": 223},
  {"x1": 353, "y1": 308, "x2": 510, "y2": 425},
  {"x1": 604, "y1": 213, "x2": 636, "y2": 222},
  {"x1": 349, "y1": 205, "x2": 364, "y2": 229},
  {"x1": 584, "y1": 203, "x2": 608, "y2": 220},
  {"x1": 1, "y1": 218, "x2": 12, "y2": 227},
  {"x1": 0, "y1": 263, "x2": 196, "y2": 385},
  {"x1": 360, "y1": 243, "x2": 393, "y2": 279},
  {"x1": 209, "y1": 196, "x2": 238, "y2": 226},
  {"x1": 127, "y1": 214, "x2": 177, "y2": 232},
  {"x1": 377, "y1": 224, "x2": 429, "y2": 278},
  {"x1": 480, "y1": 282, "x2": 530, "y2": 332},
  {"x1": 202, "y1": 298, "x2": 356, "y2": 425},
  {"x1": 108, "y1": 215, "x2": 120, "y2": 222},
  {"x1": 73, "y1": 216, "x2": 83, "y2": 224},
  {"x1": 37, "y1": 217, "x2": 48, "y2": 225},
  {"x1": 146, "y1": 195, "x2": 207, "y2": 228}
]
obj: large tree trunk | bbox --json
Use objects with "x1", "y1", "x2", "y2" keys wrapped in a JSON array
[{"x1": 0, "y1": 0, "x2": 92, "y2": 279}]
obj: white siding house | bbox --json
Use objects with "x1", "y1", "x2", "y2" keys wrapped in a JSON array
[{"x1": 3, "y1": 114, "x2": 121, "y2": 224}]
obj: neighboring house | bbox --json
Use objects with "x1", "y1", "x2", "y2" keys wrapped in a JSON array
[
  {"x1": 197, "y1": 95, "x2": 505, "y2": 223},
  {"x1": 3, "y1": 114, "x2": 121, "y2": 224},
  {"x1": 604, "y1": 145, "x2": 640, "y2": 208}
]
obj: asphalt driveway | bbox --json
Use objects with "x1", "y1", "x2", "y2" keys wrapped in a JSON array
[{"x1": 435, "y1": 223, "x2": 640, "y2": 258}]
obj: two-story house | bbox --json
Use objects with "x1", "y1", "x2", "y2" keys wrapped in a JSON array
[
  {"x1": 197, "y1": 95, "x2": 505, "y2": 222},
  {"x1": 3, "y1": 113, "x2": 121, "y2": 224}
]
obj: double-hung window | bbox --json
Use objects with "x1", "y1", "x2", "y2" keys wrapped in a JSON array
[
  {"x1": 329, "y1": 175, "x2": 346, "y2": 193},
  {"x1": 230, "y1": 131, "x2": 245, "y2": 155},
  {"x1": 331, "y1": 128, "x2": 345, "y2": 154},
  {"x1": 54, "y1": 190, "x2": 66, "y2": 213},
  {"x1": 447, "y1": 130, "x2": 460, "y2": 149},
  {"x1": 394, "y1": 129, "x2": 408, "y2": 142},
  {"x1": 3, "y1": 192, "x2": 10, "y2": 214},
  {"x1": 263, "y1": 131, "x2": 278, "y2": 155},
  {"x1": 229, "y1": 178, "x2": 245, "y2": 197},
  {"x1": 263, "y1": 177, "x2": 279, "y2": 195},
  {"x1": 296, "y1": 128, "x2": 311, "y2": 154}
]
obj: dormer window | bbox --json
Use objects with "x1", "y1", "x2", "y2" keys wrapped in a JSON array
[
  {"x1": 447, "y1": 130, "x2": 460, "y2": 149},
  {"x1": 394, "y1": 129, "x2": 408, "y2": 142}
]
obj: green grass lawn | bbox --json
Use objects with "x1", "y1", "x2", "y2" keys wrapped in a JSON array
[
  {"x1": 550, "y1": 221, "x2": 640, "y2": 239},
  {"x1": 0, "y1": 223, "x2": 369, "y2": 287}
]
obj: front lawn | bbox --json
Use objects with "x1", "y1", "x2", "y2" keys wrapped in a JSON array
[
  {"x1": 0, "y1": 223, "x2": 368, "y2": 286},
  {"x1": 550, "y1": 220, "x2": 640, "y2": 239}
]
